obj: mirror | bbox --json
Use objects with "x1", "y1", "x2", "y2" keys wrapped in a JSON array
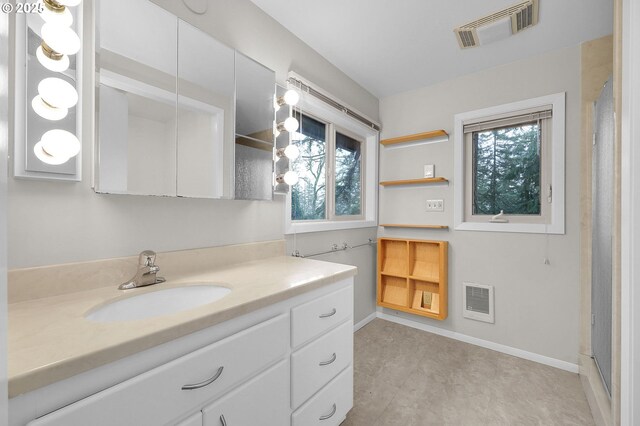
[
  {"x1": 94, "y1": 0, "x2": 235, "y2": 198},
  {"x1": 234, "y1": 52, "x2": 275, "y2": 201}
]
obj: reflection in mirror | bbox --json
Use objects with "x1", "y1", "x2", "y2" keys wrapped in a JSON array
[
  {"x1": 234, "y1": 52, "x2": 275, "y2": 201},
  {"x1": 96, "y1": 0, "x2": 177, "y2": 196},
  {"x1": 95, "y1": 0, "x2": 233, "y2": 198},
  {"x1": 177, "y1": 21, "x2": 234, "y2": 199}
]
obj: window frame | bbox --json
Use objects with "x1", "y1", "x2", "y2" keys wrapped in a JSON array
[
  {"x1": 285, "y1": 90, "x2": 378, "y2": 234},
  {"x1": 454, "y1": 92, "x2": 565, "y2": 234}
]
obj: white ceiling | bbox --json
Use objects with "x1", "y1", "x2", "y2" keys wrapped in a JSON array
[{"x1": 250, "y1": 0, "x2": 613, "y2": 98}]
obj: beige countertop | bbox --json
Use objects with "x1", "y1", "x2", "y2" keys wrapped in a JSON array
[{"x1": 8, "y1": 255, "x2": 357, "y2": 398}]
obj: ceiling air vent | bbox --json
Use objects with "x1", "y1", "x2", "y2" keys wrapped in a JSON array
[{"x1": 454, "y1": 0, "x2": 539, "y2": 49}]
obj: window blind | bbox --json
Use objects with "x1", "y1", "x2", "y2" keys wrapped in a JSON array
[{"x1": 463, "y1": 106, "x2": 552, "y2": 134}]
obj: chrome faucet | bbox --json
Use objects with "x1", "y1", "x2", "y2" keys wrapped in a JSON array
[{"x1": 119, "y1": 250, "x2": 166, "y2": 290}]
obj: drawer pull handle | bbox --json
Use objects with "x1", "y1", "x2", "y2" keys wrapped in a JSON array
[
  {"x1": 181, "y1": 366, "x2": 224, "y2": 390},
  {"x1": 319, "y1": 352, "x2": 337, "y2": 366},
  {"x1": 319, "y1": 308, "x2": 337, "y2": 318},
  {"x1": 319, "y1": 403, "x2": 337, "y2": 421},
  {"x1": 220, "y1": 414, "x2": 227, "y2": 426}
]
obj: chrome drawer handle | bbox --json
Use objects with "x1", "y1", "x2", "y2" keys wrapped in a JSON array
[
  {"x1": 220, "y1": 414, "x2": 227, "y2": 426},
  {"x1": 319, "y1": 403, "x2": 337, "y2": 421},
  {"x1": 319, "y1": 308, "x2": 337, "y2": 318},
  {"x1": 319, "y1": 353, "x2": 337, "y2": 366},
  {"x1": 181, "y1": 366, "x2": 224, "y2": 390}
]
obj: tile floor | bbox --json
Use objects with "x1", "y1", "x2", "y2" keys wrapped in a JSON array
[{"x1": 342, "y1": 319, "x2": 594, "y2": 426}]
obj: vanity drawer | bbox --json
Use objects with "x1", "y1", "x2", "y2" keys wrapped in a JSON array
[
  {"x1": 291, "y1": 283, "x2": 353, "y2": 348},
  {"x1": 292, "y1": 365, "x2": 353, "y2": 426},
  {"x1": 291, "y1": 319, "x2": 353, "y2": 408},
  {"x1": 202, "y1": 359, "x2": 289, "y2": 426},
  {"x1": 27, "y1": 314, "x2": 289, "y2": 426}
]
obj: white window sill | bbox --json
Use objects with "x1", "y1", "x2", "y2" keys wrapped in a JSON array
[
  {"x1": 455, "y1": 221, "x2": 564, "y2": 235},
  {"x1": 285, "y1": 219, "x2": 377, "y2": 235}
]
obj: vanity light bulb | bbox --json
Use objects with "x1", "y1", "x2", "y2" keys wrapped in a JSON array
[
  {"x1": 283, "y1": 90, "x2": 300, "y2": 106},
  {"x1": 283, "y1": 144, "x2": 300, "y2": 161},
  {"x1": 38, "y1": 0, "x2": 73, "y2": 27},
  {"x1": 31, "y1": 95, "x2": 68, "y2": 121},
  {"x1": 283, "y1": 116, "x2": 299, "y2": 132},
  {"x1": 33, "y1": 141, "x2": 70, "y2": 165},
  {"x1": 283, "y1": 171, "x2": 299, "y2": 185},
  {"x1": 41, "y1": 23, "x2": 81, "y2": 55},
  {"x1": 36, "y1": 45, "x2": 70, "y2": 72},
  {"x1": 38, "y1": 77, "x2": 78, "y2": 109},
  {"x1": 57, "y1": 0, "x2": 82, "y2": 6},
  {"x1": 40, "y1": 129, "x2": 80, "y2": 159}
]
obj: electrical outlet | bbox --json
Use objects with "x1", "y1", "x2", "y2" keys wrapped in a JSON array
[{"x1": 426, "y1": 199, "x2": 444, "y2": 212}]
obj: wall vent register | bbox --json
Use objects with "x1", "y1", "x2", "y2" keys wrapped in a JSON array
[{"x1": 463, "y1": 282, "x2": 494, "y2": 323}]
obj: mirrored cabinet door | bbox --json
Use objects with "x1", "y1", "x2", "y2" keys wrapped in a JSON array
[
  {"x1": 177, "y1": 21, "x2": 234, "y2": 199},
  {"x1": 95, "y1": 0, "x2": 178, "y2": 196},
  {"x1": 234, "y1": 52, "x2": 275, "y2": 201}
]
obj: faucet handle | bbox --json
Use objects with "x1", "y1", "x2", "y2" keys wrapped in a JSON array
[{"x1": 138, "y1": 250, "x2": 157, "y2": 266}]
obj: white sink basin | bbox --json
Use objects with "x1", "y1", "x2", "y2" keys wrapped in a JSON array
[{"x1": 85, "y1": 284, "x2": 231, "y2": 322}]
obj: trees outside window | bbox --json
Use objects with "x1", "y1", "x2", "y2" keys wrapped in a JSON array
[{"x1": 290, "y1": 113, "x2": 364, "y2": 222}]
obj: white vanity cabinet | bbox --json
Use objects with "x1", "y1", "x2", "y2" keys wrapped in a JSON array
[
  {"x1": 14, "y1": 278, "x2": 354, "y2": 426},
  {"x1": 201, "y1": 359, "x2": 289, "y2": 425}
]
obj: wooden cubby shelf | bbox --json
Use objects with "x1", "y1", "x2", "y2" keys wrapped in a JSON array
[
  {"x1": 380, "y1": 130, "x2": 448, "y2": 146},
  {"x1": 379, "y1": 177, "x2": 448, "y2": 187},
  {"x1": 377, "y1": 238, "x2": 448, "y2": 320},
  {"x1": 380, "y1": 224, "x2": 449, "y2": 229}
]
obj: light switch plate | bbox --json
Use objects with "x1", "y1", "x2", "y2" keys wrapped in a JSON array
[
  {"x1": 426, "y1": 199, "x2": 444, "y2": 212},
  {"x1": 424, "y1": 164, "x2": 435, "y2": 178}
]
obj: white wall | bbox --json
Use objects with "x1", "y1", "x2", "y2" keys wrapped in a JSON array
[
  {"x1": 8, "y1": 0, "x2": 379, "y2": 269},
  {"x1": 378, "y1": 46, "x2": 582, "y2": 364}
]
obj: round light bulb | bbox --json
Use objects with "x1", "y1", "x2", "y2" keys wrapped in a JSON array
[
  {"x1": 39, "y1": 0, "x2": 73, "y2": 26},
  {"x1": 41, "y1": 23, "x2": 80, "y2": 55},
  {"x1": 284, "y1": 116, "x2": 299, "y2": 132},
  {"x1": 33, "y1": 140, "x2": 70, "y2": 165},
  {"x1": 38, "y1": 77, "x2": 78, "y2": 109},
  {"x1": 283, "y1": 144, "x2": 300, "y2": 161},
  {"x1": 58, "y1": 0, "x2": 82, "y2": 6},
  {"x1": 283, "y1": 90, "x2": 300, "y2": 106},
  {"x1": 31, "y1": 95, "x2": 68, "y2": 121},
  {"x1": 36, "y1": 45, "x2": 70, "y2": 72},
  {"x1": 40, "y1": 129, "x2": 80, "y2": 159},
  {"x1": 283, "y1": 171, "x2": 299, "y2": 185}
]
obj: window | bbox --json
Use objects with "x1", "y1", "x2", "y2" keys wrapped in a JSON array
[
  {"x1": 290, "y1": 113, "x2": 364, "y2": 222},
  {"x1": 284, "y1": 75, "x2": 378, "y2": 234},
  {"x1": 454, "y1": 93, "x2": 565, "y2": 234}
]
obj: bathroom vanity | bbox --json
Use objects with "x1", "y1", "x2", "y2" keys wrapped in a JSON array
[{"x1": 8, "y1": 243, "x2": 356, "y2": 426}]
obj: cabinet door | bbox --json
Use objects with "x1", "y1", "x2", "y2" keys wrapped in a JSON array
[
  {"x1": 175, "y1": 411, "x2": 202, "y2": 426},
  {"x1": 202, "y1": 360, "x2": 289, "y2": 426}
]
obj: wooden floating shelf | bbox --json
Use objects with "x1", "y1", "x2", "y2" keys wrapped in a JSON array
[
  {"x1": 379, "y1": 177, "x2": 448, "y2": 187},
  {"x1": 380, "y1": 130, "x2": 448, "y2": 146},
  {"x1": 380, "y1": 224, "x2": 449, "y2": 229}
]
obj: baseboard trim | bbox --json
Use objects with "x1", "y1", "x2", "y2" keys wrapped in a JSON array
[
  {"x1": 353, "y1": 312, "x2": 377, "y2": 332},
  {"x1": 377, "y1": 312, "x2": 579, "y2": 373}
]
